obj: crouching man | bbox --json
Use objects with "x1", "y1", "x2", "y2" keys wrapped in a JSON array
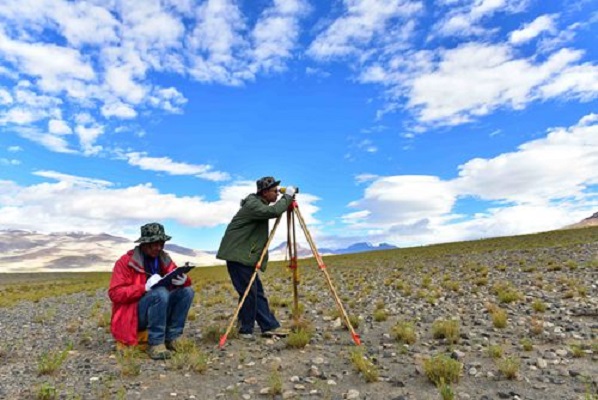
[{"x1": 109, "y1": 222, "x2": 194, "y2": 360}]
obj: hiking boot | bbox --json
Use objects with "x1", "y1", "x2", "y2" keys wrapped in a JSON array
[
  {"x1": 239, "y1": 333, "x2": 255, "y2": 340},
  {"x1": 262, "y1": 327, "x2": 290, "y2": 338},
  {"x1": 165, "y1": 338, "x2": 182, "y2": 352},
  {"x1": 147, "y1": 344, "x2": 172, "y2": 360}
]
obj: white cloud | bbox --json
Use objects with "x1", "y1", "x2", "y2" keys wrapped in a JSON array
[
  {"x1": 364, "y1": 42, "x2": 598, "y2": 125},
  {"x1": 454, "y1": 113, "x2": 598, "y2": 203},
  {"x1": 343, "y1": 114, "x2": 598, "y2": 245},
  {"x1": 308, "y1": 0, "x2": 421, "y2": 60},
  {"x1": 48, "y1": 119, "x2": 72, "y2": 135},
  {"x1": 250, "y1": 0, "x2": 309, "y2": 74},
  {"x1": 125, "y1": 152, "x2": 231, "y2": 182},
  {"x1": 0, "y1": 173, "x2": 321, "y2": 246},
  {"x1": 101, "y1": 102, "x2": 138, "y2": 119},
  {"x1": 435, "y1": 0, "x2": 529, "y2": 37},
  {"x1": 509, "y1": 14, "x2": 557, "y2": 44},
  {"x1": 0, "y1": 158, "x2": 20, "y2": 166},
  {"x1": 7, "y1": 146, "x2": 22, "y2": 152}
]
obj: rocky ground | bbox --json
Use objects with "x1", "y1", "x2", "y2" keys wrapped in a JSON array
[{"x1": 0, "y1": 237, "x2": 597, "y2": 400}]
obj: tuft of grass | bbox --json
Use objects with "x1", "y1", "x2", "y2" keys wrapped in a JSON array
[
  {"x1": 36, "y1": 382, "x2": 58, "y2": 400},
  {"x1": 168, "y1": 338, "x2": 208, "y2": 373},
  {"x1": 531, "y1": 299, "x2": 547, "y2": 313},
  {"x1": 570, "y1": 343, "x2": 585, "y2": 358},
  {"x1": 348, "y1": 347, "x2": 379, "y2": 383},
  {"x1": 520, "y1": 338, "x2": 533, "y2": 351},
  {"x1": 437, "y1": 377, "x2": 455, "y2": 400},
  {"x1": 491, "y1": 307, "x2": 508, "y2": 329},
  {"x1": 116, "y1": 346, "x2": 142, "y2": 377},
  {"x1": 530, "y1": 317, "x2": 544, "y2": 336},
  {"x1": 432, "y1": 319, "x2": 460, "y2": 344},
  {"x1": 487, "y1": 344, "x2": 503, "y2": 359},
  {"x1": 497, "y1": 288, "x2": 523, "y2": 304},
  {"x1": 202, "y1": 324, "x2": 224, "y2": 344},
  {"x1": 37, "y1": 344, "x2": 71, "y2": 375},
  {"x1": 392, "y1": 320, "x2": 417, "y2": 345},
  {"x1": 286, "y1": 328, "x2": 313, "y2": 349},
  {"x1": 497, "y1": 356, "x2": 520, "y2": 380},
  {"x1": 373, "y1": 308, "x2": 388, "y2": 322},
  {"x1": 268, "y1": 368, "x2": 283, "y2": 395},
  {"x1": 423, "y1": 354, "x2": 462, "y2": 385}
]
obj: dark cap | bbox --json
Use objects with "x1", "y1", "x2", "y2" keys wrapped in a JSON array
[
  {"x1": 256, "y1": 176, "x2": 280, "y2": 193},
  {"x1": 135, "y1": 222, "x2": 172, "y2": 243}
]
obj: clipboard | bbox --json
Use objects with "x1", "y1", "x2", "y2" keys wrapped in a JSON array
[{"x1": 154, "y1": 263, "x2": 196, "y2": 287}]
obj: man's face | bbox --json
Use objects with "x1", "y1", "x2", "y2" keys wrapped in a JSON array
[
  {"x1": 140, "y1": 241, "x2": 165, "y2": 258},
  {"x1": 262, "y1": 186, "x2": 279, "y2": 203}
]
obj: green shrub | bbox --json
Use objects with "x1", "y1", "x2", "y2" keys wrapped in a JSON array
[
  {"x1": 37, "y1": 345, "x2": 71, "y2": 375},
  {"x1": 531, "y1": 299, "x2": 547, "y2": 313},
  {"x1": 349, "y1": 347, "x2": 379, "y2": 383},
  {"x1": 168, "y1": 338, "x2": 208, "y2": 373},
  {"x1": 373, "y1": 308, "x2": 388, "y2": 322},
  {"x1": 116, "y1": 346, "x2": 142, "y2": 377},
  {"x1": 488, "y1": 344, "x2": 503, "y2": 359},
  {"x1": 286, "y1": 328, "x2": 312, "y2": 348},
  {"x1": 423, "y1": 354, "x2": 462, "y2": 385},
  {"x1": 520, "y1": 338, "x2": 533, "y2": 351},
  {"x1": 432, "y1": 319, "x2": 460, "y2": 344},
  {"x1": 497, "y1": 356, "x2": 520, "y2": 379},
  {"x1": 491, "y1": 308, "x2": 508, "y2": 329},
  {"x1": 392, "y1": 320, "x2": 417, "y2": 345},
  {"x1": 36, "y1": 382, "x2": 58, "y2": 400}
]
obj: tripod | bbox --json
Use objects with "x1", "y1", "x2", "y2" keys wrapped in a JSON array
[{"x1": 219, "y1": 196, "x2": 361, "y2": 348}]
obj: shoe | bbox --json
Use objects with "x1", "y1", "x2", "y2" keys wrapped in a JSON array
[
  {"x1": 262, "y1": 327, "x2": 290, "y2": 338},
  {"x1": 239, "y1": 333, "x2": 255, "y2": 341},
  {"x1": 165, "y1": 339, "x2": 181, "y2": 352},
  {"x1": 147, "y1": 344, "x2": 172, "y2": 360}
]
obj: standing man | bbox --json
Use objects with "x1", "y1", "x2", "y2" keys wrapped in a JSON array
[
  {"x1": 217, "y1": 176, "x2": 296, "y2": 339},
  {"x1": 109, "y1": 222, "x2": 194, "y2": 360}
]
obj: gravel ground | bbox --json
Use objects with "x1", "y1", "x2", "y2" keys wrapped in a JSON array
[{"x1": 0, "y1": 241, "x2": 597, "y2": 400}]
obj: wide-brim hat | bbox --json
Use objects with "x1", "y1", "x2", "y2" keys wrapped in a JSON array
[
  {"x1": 256, "y1": 176, "x2": 281, "y2": 193},
  {"x1": 135, "y1": 222, "x2": 172, "y2": 243}
]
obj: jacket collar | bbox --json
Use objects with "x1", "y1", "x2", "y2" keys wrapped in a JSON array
[{"x1": 128, "y1": 246, "x2": 172, "y2": 273}]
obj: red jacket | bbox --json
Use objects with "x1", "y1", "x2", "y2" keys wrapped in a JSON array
[{"x1": 108, "y1": 247, "x2": 192, "y2": 346}]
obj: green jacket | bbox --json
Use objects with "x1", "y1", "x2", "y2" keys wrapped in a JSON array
[{"x1": 216, "y1": 193, "x2": 293, "y2": 271}]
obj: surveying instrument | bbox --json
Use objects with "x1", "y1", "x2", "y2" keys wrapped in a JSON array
[{"x1": 219, "y1": 188, "x2": 361, "y2": 348}]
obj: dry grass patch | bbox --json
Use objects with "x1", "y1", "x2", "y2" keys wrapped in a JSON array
[
  {"x1": 423, "y1": 354, "x2": 462, "y2": 385},
  {"x1": 432, "y1": 319, "x2": 460, "y2": 344},
  {"x1": 497, "y1": 356, "x2": 520, "y2": 380},
  {"x1": 392, "y1": 320, "x2": 417, "y2": 345},
  {"x1": 348, "y1": 347, "x2": 379, "y2": 383},
  {"x1": 168, "y1": 338, "x2": 208, "y2": 373}
]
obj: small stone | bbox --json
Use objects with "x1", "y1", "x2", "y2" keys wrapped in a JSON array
[
  {"x1": 537, "y1": 358, "x2": 548, "y2": 369},
  {"x1": 282, "y1": 390, "x2": 295, "y2": 399},
  {"x1": 259, "y1": 388, "x2": 270, "y2": 395},
  {"x1": 242, "y1": 395, "x2": 251, "y2": 400},
  {"x1": 327, "y1": 379, "x2": 337, "y2": 385},
  {"x1": 170, "y1": 394, "x2": 177, "y2": 397},
  {"x1": 345, "y1": 389, "x2": 360, "y2": 399},
  {"x1": 290, "y1": 376, "x2": 300, "y2": 382},
  {"x1": 468, "y1": 367, "x2": 478, "y2": 376},
  {"x1": 89, "y1": 377, "x2": 100, "y2": 383}
]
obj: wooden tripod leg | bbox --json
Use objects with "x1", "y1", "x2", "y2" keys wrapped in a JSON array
[
  {"x1": 290, "y1": 209, "x2": 300, "y2": 322},
  {"x1": 219, "y1": 215, "x2": 284, "y2": 349},
  {"x1": 293, "y1": 206, "x2": 361, "y2": 345}
]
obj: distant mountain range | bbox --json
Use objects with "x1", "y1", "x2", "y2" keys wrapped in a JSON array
[
  {"x1": 564, "y1": 211, "x2": 598, "y2": 229},
  {"x1": 269, "y1": 241, "x2": 397, "y2": 259},
  {"x1": 0, "y1": 230, "x2": 220, "y2": 273},
  {"x1": 0, "y1": 230, "x2": 398, "y2": 273}
]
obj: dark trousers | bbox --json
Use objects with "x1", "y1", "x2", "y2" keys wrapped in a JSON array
[
  {"x1": 138, "y1": 286, "x2": 194, "y2": 345},
  {"x1": 227, "y1": 261, "x2": 280, "y2": 334}
]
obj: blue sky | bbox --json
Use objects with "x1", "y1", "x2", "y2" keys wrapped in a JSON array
[{"x1": 0, "y1": 0, "x2": 597, "y2": 251}]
